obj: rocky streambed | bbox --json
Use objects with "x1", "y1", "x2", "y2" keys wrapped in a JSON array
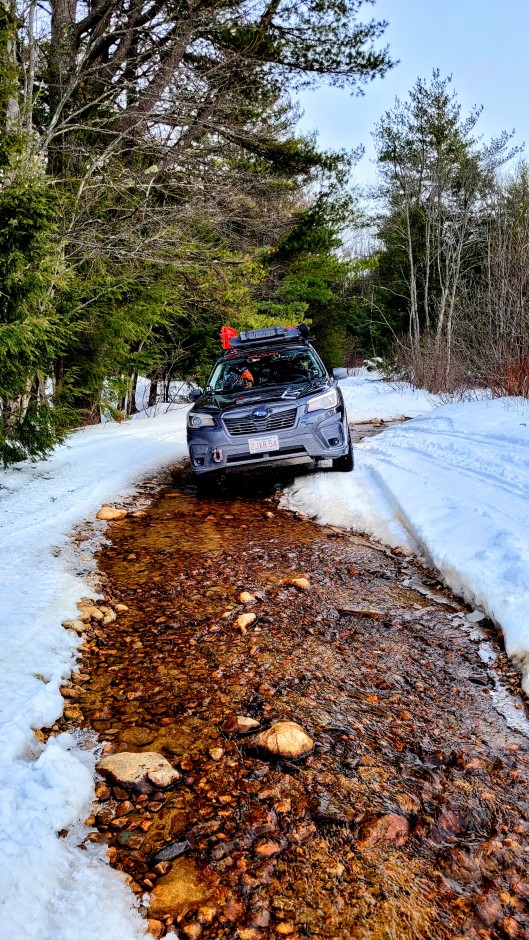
[{"x1": 58, "y1": 463, "x2": 529, "y2": 940}]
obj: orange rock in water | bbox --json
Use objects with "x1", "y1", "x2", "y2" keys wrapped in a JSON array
[
  {"x1": 96, "y1": 505, "x2": 128, "y2": 521},
  {"x1": 285, "y1": 577, "x2": 310, "y2": 590},
  {"x1": 254, "y1": 840, "x2": 282, "y2": 857},
  {"x1": 238, "y1": 591, "x2": 256, "y2": 604},
  {"x1": 147, "y1": 920, "x2": 165, "y2": 939},
  {"x1": 234, "y1": 612, "x2": 256, "y2": 632},
  {"x1": 250, "y1": 721, "x2": 314, "y2": 759},
  {"x1": 357, "y1": 813, "x2": 410, "y2": 849},
  {"x1": 149, "y1": 858, "x2": 213, "y2": 918}
]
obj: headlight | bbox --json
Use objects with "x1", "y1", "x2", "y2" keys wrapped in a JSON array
[
  {"x1": 187, "y1": 413, "x2": 216, "y2": 429},
  {"x1": 306, "y1": 388, "x2": 339, "y2": 412}
]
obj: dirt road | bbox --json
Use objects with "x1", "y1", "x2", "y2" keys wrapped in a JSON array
[{"x1": 64, "y1": 460, "x2": 529, "y2": 940}]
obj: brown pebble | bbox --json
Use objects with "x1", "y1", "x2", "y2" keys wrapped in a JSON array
[
  {"x1": 95, "y1": 784, "x2": 111, "y2": 801},
  {"x1": 197, "y1": 907, "x2": 217, "y2": 924},
  {"x1": 182, "y1": 925, "x2": 202, "y2": 939},
  {"x1": 274, "y1": 799, "x2": 291, "y2": 814},
  {"x1": 209, "y1": 748, "x2": 224, "y2": 761},
  {"x1": 115, "y1": 801, "x2": 133, "y2": 817},
  {"x1": 254, "y1": 840, "x2": 282, "y2": 857},
  {"x1": 147, "y1": 919, "x2": 165, "y2": 939}
]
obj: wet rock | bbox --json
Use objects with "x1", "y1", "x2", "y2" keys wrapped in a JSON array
[
  {"x1": 147, "y1": 919, "x2": 165, "y2": 939},
  {"x1": 223, "y1": 900, "x2": 244, "y2": 922},
  {"x1": 249, "y1": 722, "x2": 314, "y2": 759},
  {"x1": 62, "y1": 619, "x2": 86, "y2": 634},
  {"x1": 395, "y1": 793, "x2": 421, "y2": 814},
  {"x1": 289, "y1": 822, "x2": 316, "y2": 844},
  {"x1": 97, "y1": 752, "x2": 180, "y2": 793},
  {"x1": 96, "y1": 505, "x2": 128, "y2": 521},
  {"x1": 276, "y1": 923, "x2": 296, "y2": 935},
  {"x1": 436, "y1": 809, "x2": 464, "y2": 834},
  {"x1": 446, "y1": 849, "x2": 482, "y2": 884},
  {"x1": 503, "y1": 918, "x2": 520, "y2": 938},
  {"x1": 209, "y1": 747, "x2": 224, "y2": 761},
  {"x1": 274, "y1": 799, "x2": 291, "y2": 815},
  {"x1": 249, "y1": 908, "x2": 270, "y2": 928},
  {"x1": 254, "y1": 839, "x2": 283, "y2": 857},
  {"x1": 117, "y1": 830, "x2": 144, "y2": 849},
  {"x1": 285, "y1": 577, "x2": 310, "y2": 591},
  {"x1": 78, "y1": 604, "x2": 104, "y2": 622},
  {"x1": 312, "y1": 793, "x2": 355, "y2": 826},
  {"x1": 149, "y1": 858, "x2": 213, "y2": 918},
  {"x1": 246, "y1": 807, "x2": 277, "y2": 837},
  {"x1": 197, "y1": 906, "x2": 217, "y2": 924},
  {"x1": 237, "y1": 930, "x2": 261, "y2": 940},
  {"x1": 475, "y1": 894, "x2": 503, "y2": 927},
  {"x1": 115, "y1": 800, "x2": 134, "y2": 817},
  {"x1": 357, "y1": 813, "x2": 410, "y2": 849},
  {"x1": 64, "y1": 705, "x2": 83, "y2": 721},
  {"x1": 239, "y1": 591, "x2": 256, "y2": 604},
  {"x1": 153, "y1": 839, "x2": 190, "y2": 863},
  {"x1": 234, "y1": 613, "x2": 256, "y2": 632},
  {"x1": 337, "y1": 607, "x2": 385, "y2": 619},
  {"x1": 182, "y1": 924, "x2": 202, "y2": 939},
  {"x1": 119, "y1": 727, "x2": 157, "y2": 747},
  {"x1": 223, "y1": 715, "x2": 260, "y2": 736},
  {"x1": 95, "y1": 783, "x2": 111, "y2": 801}
]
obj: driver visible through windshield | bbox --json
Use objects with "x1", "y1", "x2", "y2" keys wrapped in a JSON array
[{"x1": 209, "y1": 346, "x2": 325, "y2": 393}]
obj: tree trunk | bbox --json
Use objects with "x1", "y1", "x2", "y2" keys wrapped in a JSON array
[{"x1": 148, "y1": 377, "x2": 158, "y2": 408}]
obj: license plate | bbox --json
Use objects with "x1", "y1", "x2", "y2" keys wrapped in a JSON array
[{"x1": 248, "y1": 434, "x2": 279, "y2": 454}]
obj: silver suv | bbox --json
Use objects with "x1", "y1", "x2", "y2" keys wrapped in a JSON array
[{"x1": 187, "y1": 325, "x2": 353, "y2": 478}]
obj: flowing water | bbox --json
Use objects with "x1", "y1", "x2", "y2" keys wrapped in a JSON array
[{"x1": 63, "y1": 460, "x2": 529, "y2": 940}]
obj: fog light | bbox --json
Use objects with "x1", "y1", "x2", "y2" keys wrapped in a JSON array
[
  {"x1": 195, "y1": 457, "x2": 205, "y2": 466},
  {"x1": 329, "y1": 437, "x2": 340, "y2": 446}
]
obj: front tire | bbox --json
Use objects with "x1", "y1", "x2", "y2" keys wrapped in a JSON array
[{"x1": 332, "y1": 431, "x2": 354, "y2": 472}]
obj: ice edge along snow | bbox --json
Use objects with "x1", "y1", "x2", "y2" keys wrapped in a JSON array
[{"x1": 0, "y1": 406, "x2": 189, "y2": 940}]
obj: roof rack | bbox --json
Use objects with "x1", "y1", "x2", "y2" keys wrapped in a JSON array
[{"x1": 221, "y1": 324, "x2": 311, "y2": 350}]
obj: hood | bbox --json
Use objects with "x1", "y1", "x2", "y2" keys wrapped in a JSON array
[{"x1": 192, "y1": 380, "x2": 330, "y2": 413}]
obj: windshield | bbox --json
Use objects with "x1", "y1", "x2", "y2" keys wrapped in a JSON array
[{"x1": 208, "y1": 346, "x2": 326, "y2": 394}]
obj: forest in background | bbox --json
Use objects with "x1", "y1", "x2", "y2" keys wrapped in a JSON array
[
  {"x1": 1, "y1": 0, "x2": 529, "y2": 467},
  {"x1": 0, "y1": 0, "x2": 394, "y2": 464}
]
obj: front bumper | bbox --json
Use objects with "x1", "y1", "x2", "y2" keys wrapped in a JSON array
[{"x1": 187, "y1": 409, "x2": 349, "y2": 475}]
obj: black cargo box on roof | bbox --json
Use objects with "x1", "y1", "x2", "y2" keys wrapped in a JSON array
[{"x1": 230, "y1": 325, "x2": 310, "y2": 348}]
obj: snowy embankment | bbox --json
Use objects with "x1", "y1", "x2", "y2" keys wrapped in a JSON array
[
  {"x1": 0, "y1": 407, "x2": 188, "y2": 940},
  {"x1": 282, "y1": 372, "x2": 529, "y2": 691}
]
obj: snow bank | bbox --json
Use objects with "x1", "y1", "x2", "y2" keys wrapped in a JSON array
[
  {"x1": 339, "y1": 370, "x2": 441, "y2": 422},
  {"x1": 283, "y1": 380, "x2": 529, "y2": 692},
  {"x1": 0, "y1": 407, "x2": 188, "y2": 940}
]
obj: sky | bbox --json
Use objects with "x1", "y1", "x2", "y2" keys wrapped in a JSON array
[{"x1": 296, "y1": 0, "x2": 528, "y2": 186}]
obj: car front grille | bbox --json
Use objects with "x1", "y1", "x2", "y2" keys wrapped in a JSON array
[{"x1": 223, "y1": 407, "x2": 298, "y2": 436}]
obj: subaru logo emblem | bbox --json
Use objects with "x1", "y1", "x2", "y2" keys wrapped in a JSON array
[{"x1": 252, "y1": 407, "x2": 270, "y2": 419}]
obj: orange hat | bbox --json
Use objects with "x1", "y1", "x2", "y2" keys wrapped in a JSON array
[{"x1": 241, "y1": 369, "x2": 253, "y2": 380}]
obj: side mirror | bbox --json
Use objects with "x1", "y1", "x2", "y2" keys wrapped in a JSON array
[
  {"x1": 332, "y1": 367, "x2": 348, "y2": 380},
  {"x1": 188, "y1": 388, "x2": 202, "y2": 402}
]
